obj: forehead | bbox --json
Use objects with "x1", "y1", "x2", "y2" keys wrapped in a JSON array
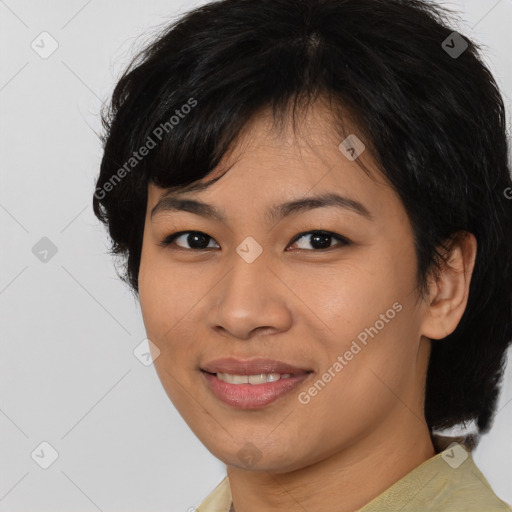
[{"x1": 147, "y1": 101, "x2": 399, "y2": 221}]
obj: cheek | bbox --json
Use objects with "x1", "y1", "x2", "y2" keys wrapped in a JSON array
[
  {"x1": 138, "y1": 251, "x2": 200, "y2": 390},
  {"x1": 304, "y1": 254, "x2": 408, "y2": 339},
  {"x1": 138, "y1": 242, "x2": 176, "y2": 339},
  {"x1": 310, "y1": 253, "x2": 419, "y2": 388},
  {"x1": 138, "y1": 246, "x2": 209, "y2": 351},
  {"x1": 300, "y1": 309, "x2": 420, "y2": 442}
]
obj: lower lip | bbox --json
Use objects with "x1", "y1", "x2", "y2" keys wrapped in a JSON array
[{"x1": 201, "y1": 371, "x2": 311, "y2": 409}]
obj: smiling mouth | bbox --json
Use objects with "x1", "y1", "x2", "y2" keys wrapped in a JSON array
[
  {"x1": 200, "y1": 357, "x2": 313, "y2": 376},
  {"x1": 201, "y1": 370, "x2": 312, "y2": 384},
  {"x1": 200, "y1": 370, "x2": 314, "y2": 409}
]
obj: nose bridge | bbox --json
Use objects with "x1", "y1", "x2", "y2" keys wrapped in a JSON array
[
  {"x1": 209, "y1": 242, "x2": 291, "y2": 338},
  {"x1": 223, "y1": 242, "x2": 270, "y2": 304},
  {"x1": 235, "y1": 234, "x2": 265, "y2": 265}
]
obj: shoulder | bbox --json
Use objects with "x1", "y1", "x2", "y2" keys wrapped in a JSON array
[
  {"x1": 196, "y1": 476, "x2": 232, "y2": 512},
  {"x1": 361, "y1": 436, "x2": 512, "y2": 512},
  {"x1": 436, "y1": 451, "x2": 512, "y2": 511},
  {"x1": 431, "y1": 435, "x2": 511, "y2": 511}
]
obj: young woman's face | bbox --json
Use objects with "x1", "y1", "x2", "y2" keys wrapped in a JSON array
[{"x1": 138, "y1": 104, "x2": 432, "y2": 472}]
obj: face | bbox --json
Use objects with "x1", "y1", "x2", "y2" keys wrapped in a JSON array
[{"x1": 138, "y1": 102, "x2": 432, "y2": 473}]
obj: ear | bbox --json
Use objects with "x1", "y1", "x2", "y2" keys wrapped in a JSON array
[{"x1": 421, "y1": 231, "x2": 477, "y2": 340}]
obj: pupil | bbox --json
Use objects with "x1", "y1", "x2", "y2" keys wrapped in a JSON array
[
  {"x1": 311, "y1": 233, "x2": 331, "y2": 249},
  {"x1": 189, "y1": 232, "x2": 209, "y2": 249}
]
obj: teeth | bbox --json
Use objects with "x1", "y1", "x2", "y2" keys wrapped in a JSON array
[{"x1": 216, "y1": 372, "x2": 293, "y2": 384}]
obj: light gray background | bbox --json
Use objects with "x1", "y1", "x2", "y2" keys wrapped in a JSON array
[{"x1": 0, "y1": 0, "x2": 511, "y2": 510}]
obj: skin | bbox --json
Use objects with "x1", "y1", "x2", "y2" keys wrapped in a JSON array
[{"x1": 138, "y1": 99, "x2": 477, "y2": 512}]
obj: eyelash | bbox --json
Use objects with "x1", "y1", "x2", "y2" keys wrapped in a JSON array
[{"x1": 158, "y1": 229, "x2": 351, "y2": 252}]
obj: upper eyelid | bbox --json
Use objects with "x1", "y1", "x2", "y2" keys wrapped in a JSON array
[{"x1": 162, "y1": 229, "x2": 349, "y2": 249}]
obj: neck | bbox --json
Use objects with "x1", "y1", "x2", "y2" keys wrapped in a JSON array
[{"x1": 227, "y1": 415, "x2": 435, "y2": 512}]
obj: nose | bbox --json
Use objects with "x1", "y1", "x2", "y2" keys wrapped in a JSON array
[{"x1": 207, "y1": 255, "x2": 293, "y2": 340}]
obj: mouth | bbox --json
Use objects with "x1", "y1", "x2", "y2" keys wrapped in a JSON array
[
  {"x1": 201, "y1": 370, "x2": 304, "y2": 384},
  {"x1": 201, "y1": 357, "x2": 313, "y2": 376},
  {"x1": 200, "y1": 358, "x2": 314, "y2": 409}
]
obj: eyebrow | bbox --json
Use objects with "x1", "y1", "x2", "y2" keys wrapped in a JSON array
[{"x1": 150, "y1": 191, "x2": 373, "y2": 224}]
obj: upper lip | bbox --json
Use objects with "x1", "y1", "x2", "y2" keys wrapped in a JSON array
[{"x1": 201, "y1": 358, "x2": 312, "y2": 376}]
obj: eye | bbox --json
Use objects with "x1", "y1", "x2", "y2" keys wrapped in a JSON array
[
  {"x1": 287, "y1": 230, "x2": 350, "y2": 251},
  {"x1": 158, "y1": 231, "x2": 219, "y2": 250},
  {"x1": 159, "y1": 230, "x2": 350, "y2": 251}
]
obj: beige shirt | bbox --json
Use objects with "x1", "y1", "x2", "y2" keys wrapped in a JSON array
[{"x1": 196, "y1": 437, "x2": 511, "y2": 512}]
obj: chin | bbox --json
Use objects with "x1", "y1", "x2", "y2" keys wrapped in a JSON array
[{"x1": 203, "y1": 437, "x2": 305, "y2": 473}]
